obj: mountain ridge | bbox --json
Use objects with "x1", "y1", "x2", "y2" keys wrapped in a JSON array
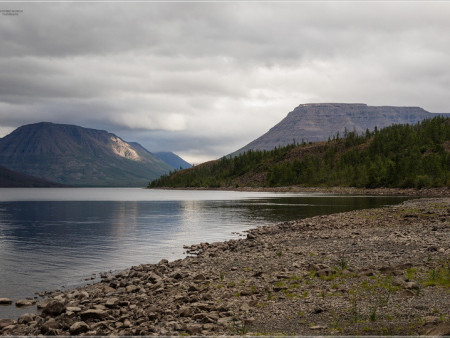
[
  {"x1": 232, "y1": 103, "x2": 446, "y2": 156},
  {"x1": 153, "y1": 152, "x2": 192, "y2": 170},
  {"x1": 0, "y1": 122, "x2": 173, "y2": 187}
]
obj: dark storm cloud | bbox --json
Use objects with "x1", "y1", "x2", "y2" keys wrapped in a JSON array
[{"x1": 0, "y1": 2, "x2": 449, "y2": 163}]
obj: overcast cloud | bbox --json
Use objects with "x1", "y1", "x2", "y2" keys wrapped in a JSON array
[{"x1": 1, "y1": 2, "x2": 449, "y2": 164}]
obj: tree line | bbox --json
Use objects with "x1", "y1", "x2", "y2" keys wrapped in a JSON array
[{"x1": 149, "y1": 117, "x2": 450, "y2": 189}]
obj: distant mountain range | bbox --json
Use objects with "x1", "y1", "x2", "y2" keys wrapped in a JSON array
[
  {"x1": 153, "y1": 151, "x2": 192, "y2": 170},
  {"x1": 0, "y1": 122, "x2": 180, "y2": 187},
  {"x1": 232, "y1": 103, "x2": 448, "y2": 156}
]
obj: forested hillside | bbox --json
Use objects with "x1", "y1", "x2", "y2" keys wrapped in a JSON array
[{"x1": 149, "y1": 117, "x2": 450, "y2": 189}]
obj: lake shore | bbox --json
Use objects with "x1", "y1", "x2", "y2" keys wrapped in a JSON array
[
  {"x1": 1, "y1": 197, "x2": 449, "y2": 336},
  {"x1": 154, "y1": 186, "x2": 450, "y2": 197}
]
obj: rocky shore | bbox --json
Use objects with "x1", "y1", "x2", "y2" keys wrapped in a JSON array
[{"x1": 1, "y1": 197, "x2": 449, "y2": 336}]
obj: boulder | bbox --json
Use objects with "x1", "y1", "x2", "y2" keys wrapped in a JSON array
[
  {"x1": 105, "y1": 297, "x2": 119, "y2": 308},
  {"x1": 18, "y1": 313, "x2": 36, "y2": 324},
  {"x1": 69, "y1": 321, "x2": 90, "y2": 335},
  {"x1": 0, "y1": 298, "x2": 13, "y2": 305},
  {"x1": 15, "y1": 299, "x2": 36, "y2": 307},
  {"x1": 42, "y1": 300, "x2": 66, "y2": 315},
  {"x1": 41, "y1": 318, "x2": 60, "y2": 334}
]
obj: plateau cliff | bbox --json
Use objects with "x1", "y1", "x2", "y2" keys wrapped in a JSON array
[{"x1": 232, "y1": 103, "x2": 444, "y2": 155}]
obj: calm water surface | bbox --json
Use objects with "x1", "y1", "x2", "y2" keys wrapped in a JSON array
[{"x1": 0, "y1": 188, "x2": 410, "y2": 319}]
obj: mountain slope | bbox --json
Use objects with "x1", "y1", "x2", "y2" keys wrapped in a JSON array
[
  {"x1": 0, "y1": 122, "x2": 173, "y2": 187},
  {"x1": 0, "y1": 165, "x2": 66, "y2": 187},
  {"x1": 153, "y1": 152, "x2": 192, "y2": 169},
  {"x1": 232, "y1": 103, "x2": 445, "y2": 156},
  {"x1": 150, "y1": 117, "x2": 450, "y2": 189}
]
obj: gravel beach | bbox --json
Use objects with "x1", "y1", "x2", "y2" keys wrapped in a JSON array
[{"x1": 1, "y1": 196, "x2": 449, "y2": 336}]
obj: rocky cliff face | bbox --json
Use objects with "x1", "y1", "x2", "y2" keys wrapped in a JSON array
[
  {"x1": 0, "y1": 122, "x2": 173, "y2": 187},
  {"x1": 233, "y1": 103, "x2": 445, "y2": 155}
]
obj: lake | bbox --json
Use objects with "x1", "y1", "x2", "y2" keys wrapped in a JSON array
[{"x1": 0, "y1": 188, "x2": 410, "y2": 319}]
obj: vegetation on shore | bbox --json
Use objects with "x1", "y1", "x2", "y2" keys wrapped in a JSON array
[{"x1": 149, "y1": 117, "x2": 450, "y2": 189}]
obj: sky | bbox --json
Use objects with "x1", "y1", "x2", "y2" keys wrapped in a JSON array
[{"x1": 1, "y1": 1, "x2": 449, "y2": 164}]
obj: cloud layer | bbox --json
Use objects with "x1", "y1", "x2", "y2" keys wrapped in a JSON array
[{"x1": 1, "y1": 2, "x2": 449, "y2": 163}]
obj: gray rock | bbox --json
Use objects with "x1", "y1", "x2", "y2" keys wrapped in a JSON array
[
  {"x1": 147, "y1": 272, "x2": 162, "y2": 284},
  {"x1": 18, "y1": 313, "x2": 36, "y2": 324},
  {"x1": 179, "y1": 305, "x2": 193, "y2": 317},
  {"x1": 405, "y1": 281, "x2": 420, "y2": 290},
  {"x1": 15, "y1": 299, "x2": 36, "y2": 307},
  {"x1": 105, "y1": 297, "x2": 119, "y2": 308},
  {"x1": 36, "y1": 299, "x2": 50, "y2": 309},
  {"x1": 66, "y1": 306, "x2": 82, "y2": 312},
  {"x1": 193, "y1": 273, "x2": 206, "y2": 281},
  {"x1": 80, "y1": 309, "x2": 109, "y2": 321},
  {"x1": 41, "y1": 318, "x2": 60, "y2": 334},
  {"x1": 310, "y1": 325, "x2": 327, "y2": 330},
  {"x1": 126, "y1": 285, "x2": 139, "y2": 293},
  {"x1": 185, "y1": 323, "x2": 202, "y2": 335},
  {"x1": 217, "y1": 317, "x2": 233, "y2": 325},
  {"x1": 307, "y1": 263, "x2": 320, "y2": 271},
  {"x1": 0, "y1": 324, "x2": 16, "y2": 333},
  {"x1": 188, "y1": 285, "x2": 199, "y2": 292},
  {"x1": 69, "y1": 321, "x2": 90, "y2": 335},
  {"x1": 79, "y1": 290, "x2": 90, "y2": 298},
  {"x1": 421, "y1": 323, "x2": 450, "y2": 336},
  {"x1": 0, "y1": 319, "x2": 15, "y2": 330},
  {"x1": 316, "y1": 268, "x2": 334, "y2": 277},
  {"x1": 42, "y1": 300, "x2": 66, "y2": 315},
  {"x1": 247, "y1": 233, "x2": 256, "y2": 240}
]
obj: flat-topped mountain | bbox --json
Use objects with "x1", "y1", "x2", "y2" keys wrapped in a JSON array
[
  {"x1": 0, "y1": 122, "x2": 173, "y2": 187},
  {"x1": 232, "y1": 103, "x2": 445, "y2": 155}
]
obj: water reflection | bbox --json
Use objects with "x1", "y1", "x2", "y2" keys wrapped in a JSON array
[{"x1": 0, "y1": 190, "x2": 410, "y2": 319}]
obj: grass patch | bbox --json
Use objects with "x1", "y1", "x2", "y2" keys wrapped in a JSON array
[{"x1": 423, "y1": 263, "x2": 450, "y2": 287}]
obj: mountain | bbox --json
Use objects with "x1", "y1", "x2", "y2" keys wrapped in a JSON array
[
  {"x1": 232, "y1": 103, "x2": 446, "y2": 155},
  {"x1": 153, "y1": 152, "x2": 192, "y2": 169},
  {"x1": 0, "y1": 122, "x2": 173, "y2": 187},
  {"x1": 150, "y1": 116, "x2": 450, "y2": 189},
  {"x1": 126, "y1": 144, "x2": 191, "y2": 170},
  {"x1": 0, "y1": 165, "x2": 66, "y2": 187}
]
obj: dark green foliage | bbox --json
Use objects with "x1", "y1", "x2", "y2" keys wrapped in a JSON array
[{"x1": 149, "y1": 117, "x2": 450, "y2": 189}]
